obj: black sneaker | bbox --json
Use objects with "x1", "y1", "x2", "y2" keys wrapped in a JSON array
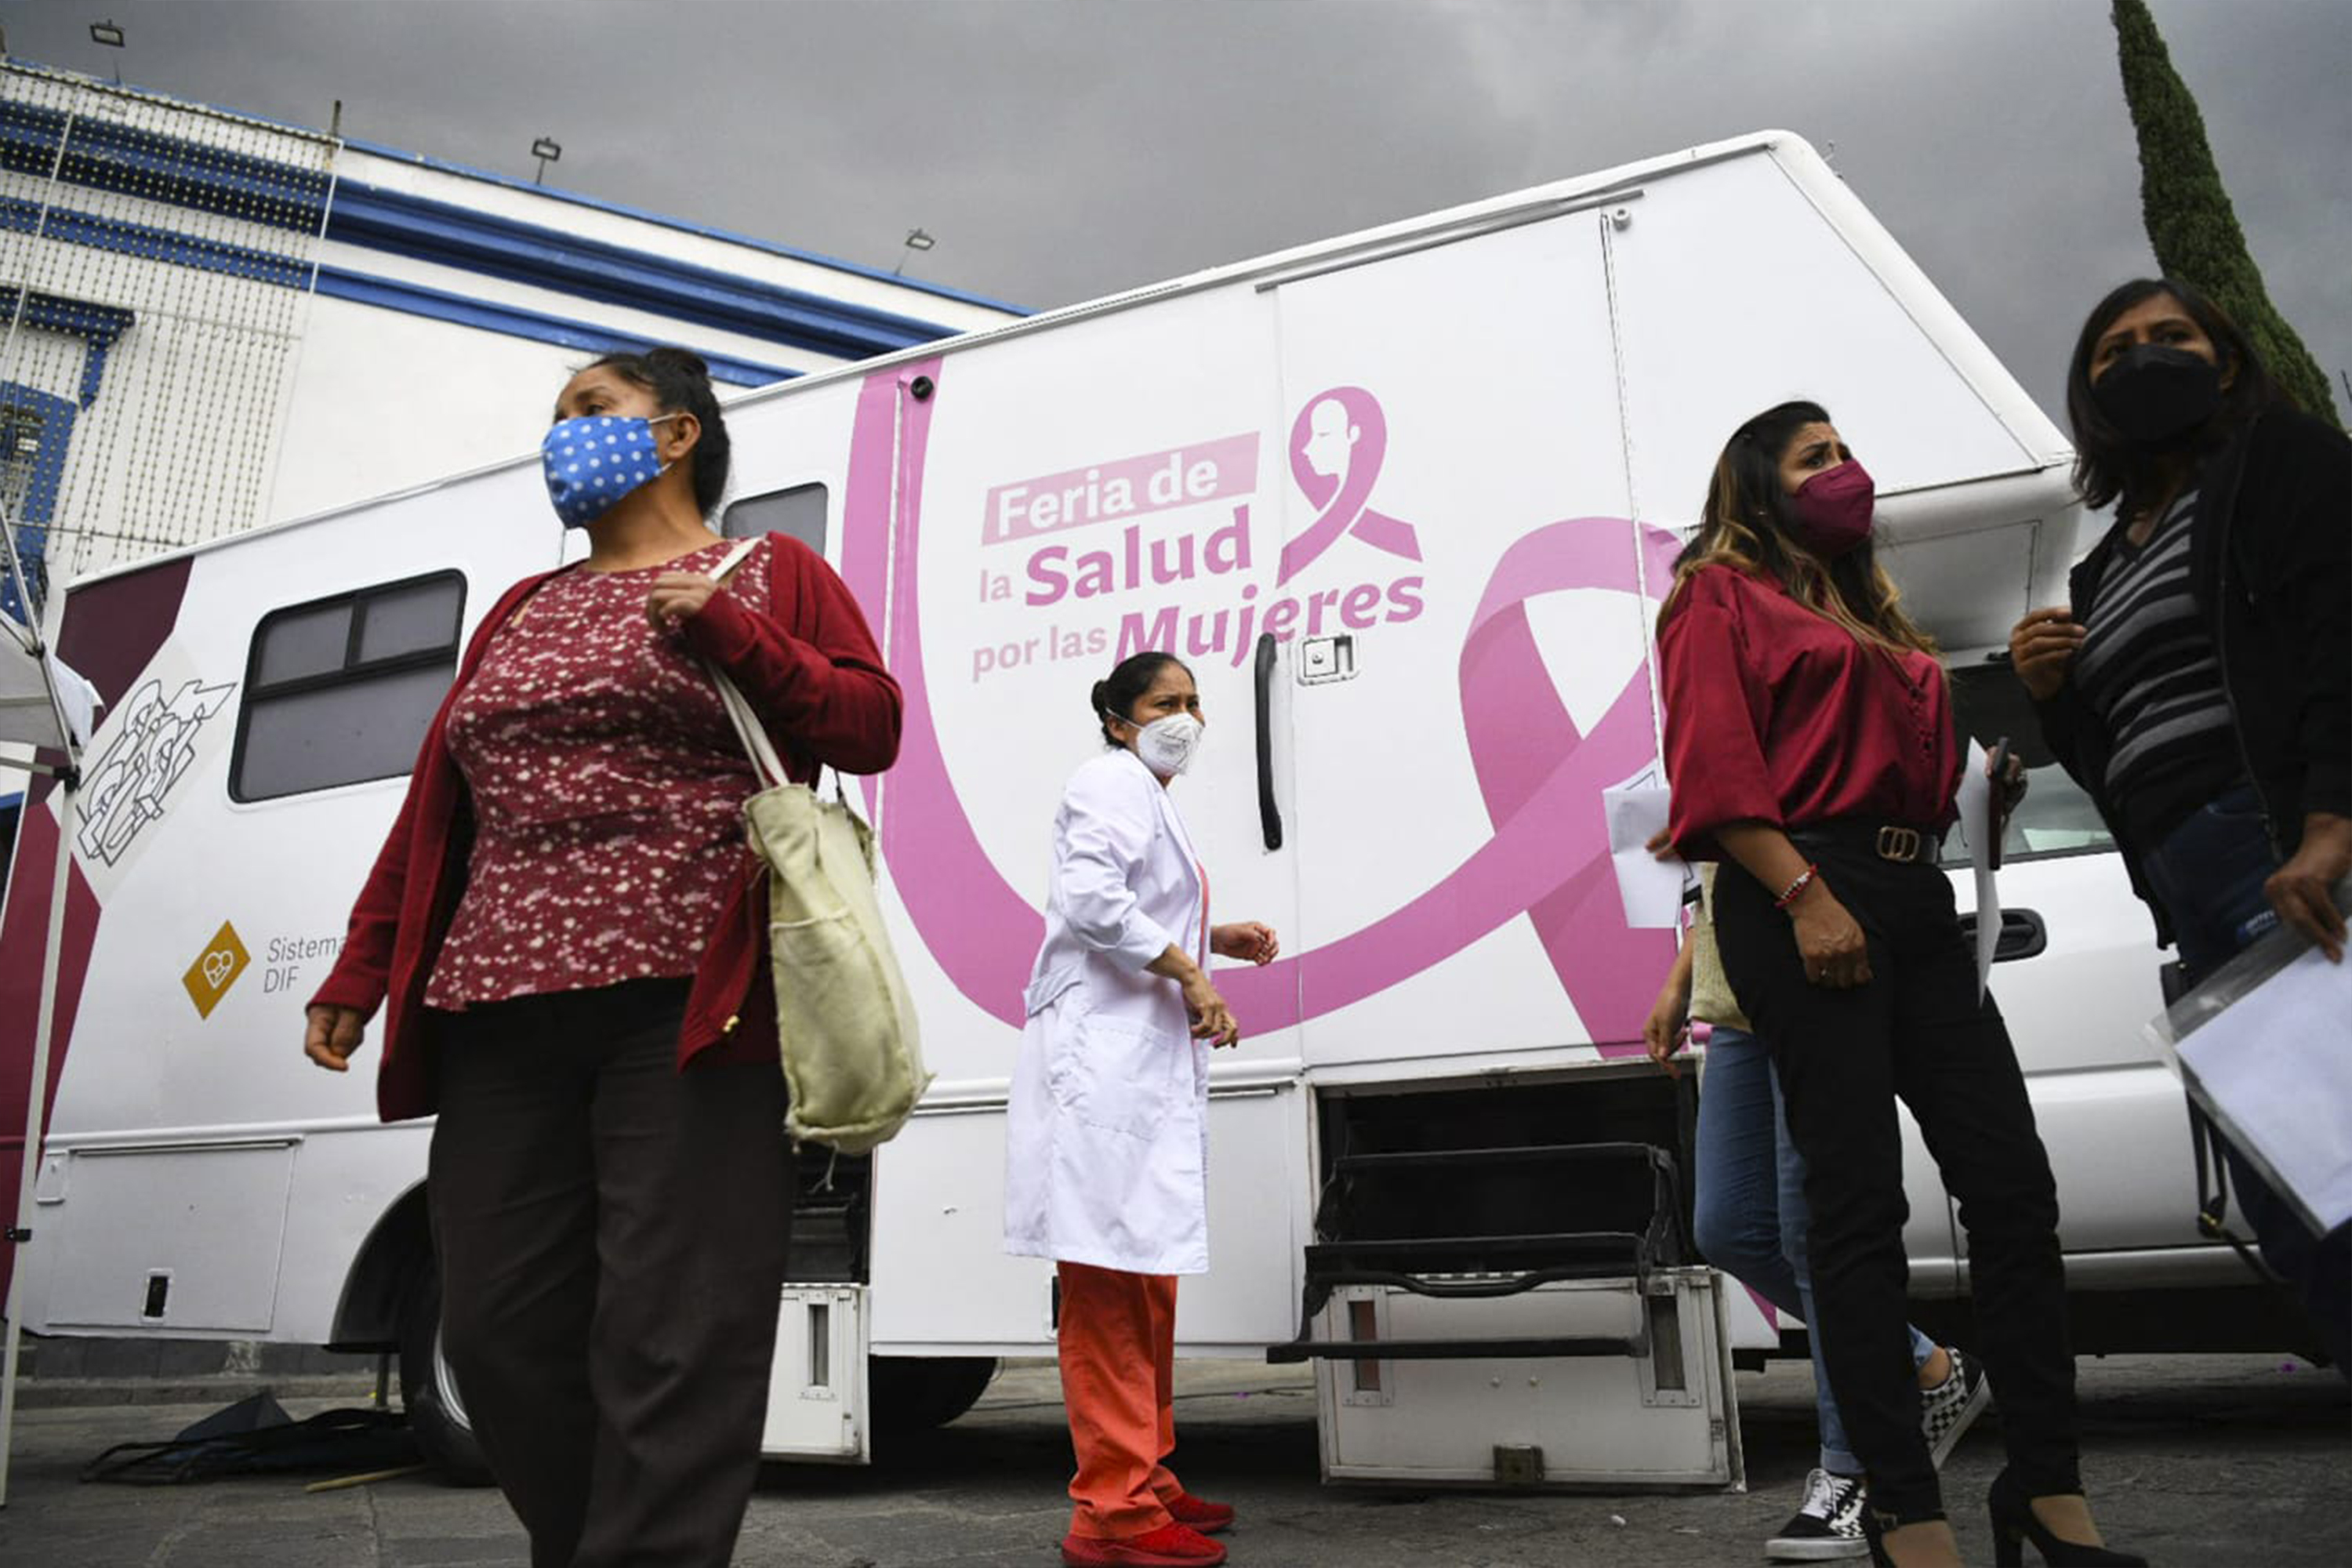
[
  {"x1": 1919, "y1": 1345, "x2": 1992, "y2": 1468},
  {"x1": 1766, "y1": 1466, "x2": 1868, "y2": 1561}
]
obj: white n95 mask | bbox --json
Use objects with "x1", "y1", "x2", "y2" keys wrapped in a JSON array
[{"x1": 1119, "y1": 711, "x2": 1203, "y2": 779}]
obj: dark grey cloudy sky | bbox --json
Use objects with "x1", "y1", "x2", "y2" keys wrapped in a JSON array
[{"x1": 4, "y1": 0, "x2": 2345, "y2": 423}]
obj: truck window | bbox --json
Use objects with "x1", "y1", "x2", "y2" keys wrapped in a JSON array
[
  {"x1": 721, "y1": 483, "x2": 828, "y2": 554},
  {"x1": 231, "y1": 572, "x2": 467, "y2": 802},
  {"x1": 1941, "y1": 661, "x2": 2116, "y2": 866}
]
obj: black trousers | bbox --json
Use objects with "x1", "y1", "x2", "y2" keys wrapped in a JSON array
[
  {"x1": 428, "y1": 978, "x2": 792, "y2": 1567},
  {"x1": 1715, "y1": 836, "x2": 2081, "y2": 1525}
]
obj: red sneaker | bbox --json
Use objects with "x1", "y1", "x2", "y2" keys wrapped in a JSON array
[
  {"x1": 1167, "y1": 1494, "x2": 1236, "y2": 1534},
  {"x1": 1061, "y1": 1523, "x2": 1229, "y2": 1566}
]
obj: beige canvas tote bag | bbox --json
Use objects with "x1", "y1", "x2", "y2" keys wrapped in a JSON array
[{"x1": 704, "y1": 539, "x2": 929, "y2": 1152}]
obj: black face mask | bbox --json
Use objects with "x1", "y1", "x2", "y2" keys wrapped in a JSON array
[{"x1": 2091, "y1": 343, "x2": 2223, "y2": 445}]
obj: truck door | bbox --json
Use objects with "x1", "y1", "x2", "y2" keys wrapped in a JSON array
[{"x1": 1257, "y1": 211, "x2": 1678, "y2": 1072}]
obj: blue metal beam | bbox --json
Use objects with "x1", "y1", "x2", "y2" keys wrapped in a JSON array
[
  {"x1": 312, "y1": 268, "x2": 796, "y2": 388},
  {"x1": 0, "y1": 93, "x2": 1008, "y2": 365},
  {"x1": 325, "y1": 183, "x2": 961, "y2": 361}
]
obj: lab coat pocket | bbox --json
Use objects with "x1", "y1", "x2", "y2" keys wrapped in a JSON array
[{"x1": 1057, "y1": 1013, "x2": 1189, "y2": 1142}]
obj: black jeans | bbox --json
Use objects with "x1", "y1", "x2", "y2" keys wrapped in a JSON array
[
  {"x1": 2141, "y1": 785, "x2": 2352, "y2": 1374},
  {"x1": 428, "y1": 978, "x2": 792, "y2": 1568},
  {"x1": 1715, "y1": 834, "x2": 2079, "y2": 1525}
]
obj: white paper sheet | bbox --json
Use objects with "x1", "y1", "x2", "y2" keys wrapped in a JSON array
[
  {"x1": 1603, "y1": 779, "x2": 1683, "y2": 930},
  {"x1": 1955, "y1": 740, "x2": 1996, "y2": 1000},
  {"x1": 2175, "y1": 947, "x2": 2352, "y2": 1235}
]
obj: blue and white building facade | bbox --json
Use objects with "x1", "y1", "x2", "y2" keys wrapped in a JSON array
[{"x1": 0, "y1": 54, "x2": 1022, "y2": 619}]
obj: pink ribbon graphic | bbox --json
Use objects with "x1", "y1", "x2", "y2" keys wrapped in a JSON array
[
  {"x1": 1276, "y1": 387, "x2": 1423, "y2": 586},
  {"x1": 839, "y1": 363, "x2": 1676, "y2": 1054}
]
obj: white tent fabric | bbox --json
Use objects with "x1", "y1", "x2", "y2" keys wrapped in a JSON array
[
  {"x1": 0, "y1": 611, "x2": 93, "y2": 1508},
  {"x1": 0, "y1": 613, "x2": 97, "y2": 751}
]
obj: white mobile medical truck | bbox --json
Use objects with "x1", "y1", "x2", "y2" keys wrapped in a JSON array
[{"x1": 0, "y1": 132, "x2": 2297, "y2": 1490}]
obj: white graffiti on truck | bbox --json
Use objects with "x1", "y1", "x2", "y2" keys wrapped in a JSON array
[{"x1": 74, "y1": 677, "x2": 236, "y2": 866}]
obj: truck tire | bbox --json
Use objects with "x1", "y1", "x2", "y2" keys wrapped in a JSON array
[
  {"x1": 397, "y1": 1262, "x2": 495, "y2": 1486},
  {"x1": 869, "y1": 1355, "x2": 999, "y2": 1439}
]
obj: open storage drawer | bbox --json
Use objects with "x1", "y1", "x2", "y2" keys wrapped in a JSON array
[
  {"x1": 1315, "y1": 1267, "x2": 1738, "y2": 1486},
  {"x1": 1279, "y1": 1070, "x2": 1740, "y2": 1487}
]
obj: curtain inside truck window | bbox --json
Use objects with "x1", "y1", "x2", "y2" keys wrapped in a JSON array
[
  {"x1": 231, "y1": 571, "x2": 466, "y2": 802},
  {"x1": 720, "y1": 483, "x2": 829, "y2": 556}
]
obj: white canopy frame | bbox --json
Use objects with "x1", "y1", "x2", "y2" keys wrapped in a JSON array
[{"x1": 0, "y1": 427, "x2": 91, "y2": 1510}]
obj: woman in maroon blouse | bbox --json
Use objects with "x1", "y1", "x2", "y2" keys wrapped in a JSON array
[
  {"x1": 1659, "y1": 401, "x2": 2140, "y2": 1568},
  {"x1": 302, "y1": 348, "x2": 901, "y2": 1566}
]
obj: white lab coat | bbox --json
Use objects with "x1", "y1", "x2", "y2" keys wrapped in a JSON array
[{"x1": 1004, "y1": 747, "x2": 1212, "y2": 1276}]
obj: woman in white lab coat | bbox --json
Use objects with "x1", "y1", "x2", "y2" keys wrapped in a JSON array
[{"x1": 1005, "y1": 651, "x2": 1277, "y2": 1568}]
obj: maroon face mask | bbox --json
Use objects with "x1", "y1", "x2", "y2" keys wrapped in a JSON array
[{"x1": 1790, "y1": 459, "x2": 1876, "y2": 557}]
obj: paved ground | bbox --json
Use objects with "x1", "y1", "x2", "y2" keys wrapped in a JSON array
[{"x1": 0, "y1": 1354, "x2": 2343, "y2": 1566}]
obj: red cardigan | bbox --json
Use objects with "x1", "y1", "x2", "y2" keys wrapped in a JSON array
[{"x1": 309, "y1": 535, "x2": 902, "y2": 1122}]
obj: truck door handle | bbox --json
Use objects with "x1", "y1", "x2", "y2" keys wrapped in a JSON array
[
  {"x1": 1958, "y1": 907, "x2": 2046, "y2": 963},
  {"x1": 1254, "y1": 633, "x2": 1283, "y2": 851}
]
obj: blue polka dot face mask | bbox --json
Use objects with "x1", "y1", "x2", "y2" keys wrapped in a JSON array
[{"x1": 540, "y1": 412, "x2": 676, "y2": 530}]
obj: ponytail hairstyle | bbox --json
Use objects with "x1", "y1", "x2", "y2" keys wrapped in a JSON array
[
  {"x1": 1091, "y1": 652, "x2": 1187, "y2": 748},
  {"x1": 1661, "y1": 399, "x2": 1937, "y2": 662},
  {"x1": 583, "y1": 346, "x2": 732, "y2": 517}
]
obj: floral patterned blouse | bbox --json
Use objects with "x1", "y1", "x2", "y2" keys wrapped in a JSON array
[{"x1": 425, "y1": 536, "x2": 771, "y2": 1009}]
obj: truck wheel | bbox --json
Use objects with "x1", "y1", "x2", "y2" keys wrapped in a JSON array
[
  {"x1": 869, "y1": 1355, "x2": 999, "y2": 1439},
  {"x1": 397, "y1": 1262, "x2": 495, "y2": 1486}
]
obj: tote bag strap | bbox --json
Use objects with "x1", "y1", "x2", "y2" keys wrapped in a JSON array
[
  {"x1": 701, "y1": 535, "x2": 844, "y2": 798},
  {"x1": 709, "y1": 662, "x2": 793, "y2": 792},
  {"x1": 700, "y1": 536, "x2": 796, "y2": 792}
]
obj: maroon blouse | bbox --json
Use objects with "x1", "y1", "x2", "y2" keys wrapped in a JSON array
[
  {"x1": 1659, "y1": 564, "x2": 1958, "y2": 860},
  {"x1": 425, "y1": 537, "x2": 771, "y2": 1009},
  {"x1": 310, "y1": 532, "x2": 903, "y2": 1123}
]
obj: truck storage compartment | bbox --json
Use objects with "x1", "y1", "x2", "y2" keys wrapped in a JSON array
[
  {"x1": 1316, "y1": 1269, "x2": 1739, "y2": 1486},
  {"x1": 1283, "y1": 1069, "x2": 1737, "y2": 1487},
  {"x1": 786, "y1": 1145, "x2": 870, "y2": 1284},
  {"x1": 1276, "y1": 1140, "x2": 1684, "y2": 1359},
  {"x1": 760, "y1": 1284, "x2": 869, "y2": 1461},
  {"x1": 1274, "y1": 1069, "x2": 1697, "y2": 1361}
]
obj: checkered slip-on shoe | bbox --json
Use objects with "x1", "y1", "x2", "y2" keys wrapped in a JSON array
[
  {"x1": 1766, "y1": 1467, "x2": 1869, "y2": 1561},
  {"x1": 1921, "y1": 1345, "x2": 1993, "y2": 1468}
]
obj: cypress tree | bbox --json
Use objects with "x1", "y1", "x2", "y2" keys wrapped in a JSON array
[{"x1": 2110, "y1": 0, "x2": 2339, "y2": 423}]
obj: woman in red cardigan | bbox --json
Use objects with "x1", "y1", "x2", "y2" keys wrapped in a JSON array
[
  {"x1": 303, "y1": 347, "x2": 900, "y2": 1567},
  {"x1": 1658, "y1": 401, "x2": 2140, "y2": 1568}
]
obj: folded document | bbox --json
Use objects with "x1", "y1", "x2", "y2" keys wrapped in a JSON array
[{"x1": 2147, "y1": 914, "x2": 2352, "y2": 1237}]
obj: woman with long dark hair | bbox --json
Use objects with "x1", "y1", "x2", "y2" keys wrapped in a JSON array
[
  {"x1": 1658, "y1": 401, "x2": 2142, "y2": 1567},
  {"x1": 2009, "y1": 278, "x2": 2350, "y2": 1372},
  {"x1": 305, "y1": 347, "x2": 902, "y2": 1566}
]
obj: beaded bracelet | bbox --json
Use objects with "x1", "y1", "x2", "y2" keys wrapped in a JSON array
[{"x1": 1773, "y1": 862, "x2": 1820, "y2": 910}]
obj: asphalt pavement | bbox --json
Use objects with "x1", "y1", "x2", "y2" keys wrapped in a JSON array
[{"x1": 0, "y1": 1353, "x2": 2343, "y2": 1566}]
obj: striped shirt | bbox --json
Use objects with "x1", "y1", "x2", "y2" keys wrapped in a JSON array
[{"x1": 2071, "y1": 490, "x2": 2245, "y2": 846}]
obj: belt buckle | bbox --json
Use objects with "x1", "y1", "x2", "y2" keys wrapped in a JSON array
[{"x1": 1876, "y1": 826, "x2": 1922, "y2": 862}]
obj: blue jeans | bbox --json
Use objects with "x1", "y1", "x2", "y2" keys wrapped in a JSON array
[
  {"x1": 2141, "y1": 785, "x2": 2352, "y2": 1374},
  {"x1": 2142, "y1": 784, "x2": 2283, "y2": 979},
  {"x1": 1695, "y1": 1024, "x2": 1936, "y2": 1476}
]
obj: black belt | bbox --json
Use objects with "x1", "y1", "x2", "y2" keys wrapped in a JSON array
[{"x1": 1788, "y1": 821, "x2": 1940, "y2": 865}]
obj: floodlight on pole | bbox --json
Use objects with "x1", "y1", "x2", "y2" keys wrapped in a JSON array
[
  {"x1": 89, "y1": 18, "x2": 125, "y2": 79},
  {"x1": 532, "y1": 137, "x2": 562, "y2": 186},
  {"x1": 892, "y1": 228, "x2": 935, "y2": 277}
]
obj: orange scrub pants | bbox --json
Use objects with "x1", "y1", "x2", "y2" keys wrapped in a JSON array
[{"x1": 1056, "y1": 1260, "x2": 1186, "y2": 1540}]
